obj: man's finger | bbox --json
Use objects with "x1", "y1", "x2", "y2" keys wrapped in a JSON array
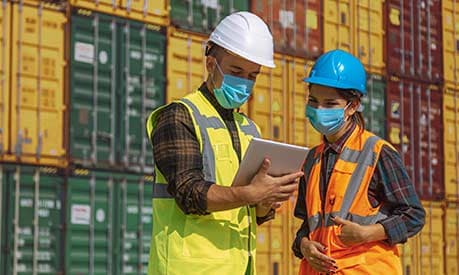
[
  {"x1": 278, "y1": 171, "x2": 304, "y2": 184},
  {"x1": 257, "y1": 158, "x2": 271, "y2": 175}
]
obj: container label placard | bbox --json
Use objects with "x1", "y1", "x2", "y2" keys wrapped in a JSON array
[
  {"x1": 71, "y1": 204, "x2": 91, "y2": 225},
  {"x1": 75, "y1": 42, "x2": 94, "y2": 64}
]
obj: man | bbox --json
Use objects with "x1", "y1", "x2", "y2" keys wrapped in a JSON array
[{"x1": 146, "y1": 12, "x2": 303, "y2": 275}]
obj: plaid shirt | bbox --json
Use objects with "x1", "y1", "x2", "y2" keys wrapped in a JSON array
[
  {"x1": 292, "y1": 123, "x2": 425, "y2": 259},
  {"x1": 151, "y1": 83, "x2": 274, "y2": 224}
]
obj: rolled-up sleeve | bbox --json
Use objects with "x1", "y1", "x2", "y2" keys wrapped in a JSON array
[
  {"x1": 151, "y1": 103, "x2": 213, "y2": 215},
  {"x1": 375, "y1": 145, "x2": 426, "y2": 245}
]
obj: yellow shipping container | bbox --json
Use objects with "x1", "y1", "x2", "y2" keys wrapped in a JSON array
[
  {"x1": 443, "y1": 0, "x2": 459, "y2": 87},
  {"x1": 419, "y1": 201, "x2": 444, "y2": 275},
  {"x1": 443, "y1": 87, "x2": 459, "y2": 201},
  {"x1": 0, "y1": 3, "x2": 10, "y2": 158},
  {"x1": 445, "y1": 202, "x2": 459, "y2": 275},
  {"x1": 9, "y1": 3, "x2": 67, "y2": 167},
  {"x1": 70, "y1": 0, "x2": 168, "y2": 26},
  {"x1": 288, "y1": 58, "x2": 322, "y2": 147},
  {"x1": 257, "y1": 200, "x2": 292, "y2": 275},
  {"x1": 167, "y1": 28, "x2": 208, "y2": 103},
  {"x1": 251, "y1": 55, "x2": 321, "y2": 146},
  {"x1": 323, "y1": 0, "x2": 385, "y2": 74},
  {"x1": 250, "y1": 54, "x2": 290, "y2": 142},
  {"x1": 398, "y1": 236, "x2": 420, "y2": 275}
]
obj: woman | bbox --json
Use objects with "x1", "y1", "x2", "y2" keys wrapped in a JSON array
[{"x1": 292, "y1": 49, "x2": 425, "y2": 274}]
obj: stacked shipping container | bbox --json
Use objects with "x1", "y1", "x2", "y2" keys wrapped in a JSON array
[{"x1": 1, "y1": 0, "x2": 458, "y2": 274}]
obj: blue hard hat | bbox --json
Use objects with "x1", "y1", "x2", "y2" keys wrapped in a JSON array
[{"x1": 304, "y1": 49, "x2": 367, "y2": 95}]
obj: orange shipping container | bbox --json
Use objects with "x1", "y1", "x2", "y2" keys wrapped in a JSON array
[
  {"x1": 0, "y1": 3, "x2": 10, "y2": 158},
  {"x1": 444, "y1": 87, "x2": 459, "y2": 201},
  {"x1": 9, "y1": 3, "x2": 67, "y2": 167},
  {"x1": 251, "y1": 0, "x2": 322, "y2": 59},
  {"x1": 70, "y1": 0, "x2": 168, "y2": 26},
  {"x1": 323, "y1": 0, "x2": 385, "y2": 74}
]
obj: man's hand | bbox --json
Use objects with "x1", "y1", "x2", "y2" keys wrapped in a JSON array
[{"x1": 238, "y1": 158, "x2": 303, "y2": 205}]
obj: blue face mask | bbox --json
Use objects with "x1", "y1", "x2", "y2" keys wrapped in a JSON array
[
  {"x1": 212, "y1": 61, "x2": 254, "y2": 109},
  {"x1": 305, "y1": 104, "x2": 350, "y2": 136}
]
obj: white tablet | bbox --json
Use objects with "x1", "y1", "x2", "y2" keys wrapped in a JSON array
[{"x1": 232, "y1": 138, "x2": 309, "y2": 186}]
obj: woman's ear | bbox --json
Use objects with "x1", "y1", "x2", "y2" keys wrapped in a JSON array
[{"x1": 347, "y1": 99, "x2": 360, "y2": 116}]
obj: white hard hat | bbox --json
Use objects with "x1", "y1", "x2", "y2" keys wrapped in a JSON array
[{"x1": 209, "y1": 11, "x2": 275, "y2": 68}]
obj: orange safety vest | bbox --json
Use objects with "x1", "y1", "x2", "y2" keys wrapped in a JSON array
[{"x1": 299, "y1": 126, "x2": 402, "y2": 275}]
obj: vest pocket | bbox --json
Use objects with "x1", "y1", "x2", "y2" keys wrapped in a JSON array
[{"x1": 182, "y1": 214, "x2": 231, "y2": 259}]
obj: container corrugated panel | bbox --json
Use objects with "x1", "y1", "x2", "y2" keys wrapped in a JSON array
[
  {"x1": 250, "y1": 54, "x2": 290, "y2": 142},
  {"x1": 66, "y1": 169, "x2": 116, "y2": 275},
  {"x1": 387, "y1": 77, "x2": 444, "y2": 200},
  {"x1": 288, "y1": 58, "x2": 321, "y2": 147},
  {"x1": 445, "y1": 202, "x2": 459, "y2": 275},
  {"x1": 361, "y1": 74, "x2": 386, "y2": 139},
  {"x1": 70, "y1": 10, "x2": 166, "y2": 171},
  {"x1": 398, "y1": 235, "x2": 420, "y2": 275},
  {"x1": 418, "y1": 201, "x2": 444, "y2": 275},
  {"x1": 70, "y1": 11, "x2": 118, "y2": 168},
  {"x1": 9, "y1": 3, "x2": 67, "y2": 167},
  {"x1": 115, "y1": 174, "x2": 153, "y2": 275},
  {"x1": 385, "y1": 0, "x2": 442, "y2": 81},
  {"x1": 443, "y1": 87, "x2": 459, "y2": 201},
  {"x1": 170, "y1": 0, "x2": 249, "y2": 35},
  {"x1": 117, "y1": 22, "x2": 166, "y2": 174},
  {"x1": 256, "y1": 202, "x2": 290, "y2": 275},
  {"x1": 251, "y1": 0, "x2": 322, "y2": 59},
  {"x1": 1, "y1": 165, "x2": 63, "y2": 275},
  {"x1": 167, "y1": 28, "x2": 208, "y2": 103},
  {"x1": 70, "y1": 0, "x2": 168, "y2": 26},
  {"x1": 442, "y1": 0, "x2": 459, "y2": 86},
  {"x1": 0, "y1": 2, "x2": 10, "y2": 158},
  {"x1": 323, "y1": 0, "x2": 385, "y2": 74}
]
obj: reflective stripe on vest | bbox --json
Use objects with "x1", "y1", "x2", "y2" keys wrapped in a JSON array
[
  {"x1": 306, "y1": 135, "x2": 387, "y2": 232},
  {"x1": 151, "y1": 98, "x2": 260, "y2": 199}
]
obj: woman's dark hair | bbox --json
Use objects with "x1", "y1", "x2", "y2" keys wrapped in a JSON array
[{"x1": 337, "y1": 88, "x2": 365, "y2": 131}]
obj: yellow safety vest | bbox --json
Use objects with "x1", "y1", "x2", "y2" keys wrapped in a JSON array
[{"x1": 146, "y1": 91, "x2": 261, "y2": 275}]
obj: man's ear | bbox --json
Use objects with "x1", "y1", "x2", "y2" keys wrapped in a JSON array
[{"x1": 206, "y1": 55, "x2": 216, "y2": 74}]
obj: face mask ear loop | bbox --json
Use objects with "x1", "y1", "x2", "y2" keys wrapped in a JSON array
[{"x1": 210, "y1": 59, "x2": 223, "y2": 89}]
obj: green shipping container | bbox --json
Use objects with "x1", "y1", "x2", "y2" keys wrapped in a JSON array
[
  {"x1": 118, "y1": 22, "x2": 166, "y2": 174},
  {"x1": 66, "y1": 170, "x2": 153, "y2": 275},
  {"x1": 170, "y1": 0, "x2": 249, "y2": 34},
  {"x1": 1, "y1": 165, "x2": 63, "y2": 275},
  {"x1": 361, "y1": 74, "x2": 386, "y2": 139},
  {"x1": 114, "y1": 174, "x2": 153, "y2": 275},
  {"x1": 66, "y1": 170, "x2": 116, "y2": 275},
  {"x1": 70, "y1": 10, "x2": 166, "y2": 173}
]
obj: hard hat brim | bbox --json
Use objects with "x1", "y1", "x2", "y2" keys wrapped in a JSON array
[{"x1": 303, "y1": 76, "x2": 366, "y2": 94}]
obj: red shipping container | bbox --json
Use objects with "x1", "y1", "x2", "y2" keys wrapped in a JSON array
[
  {"x1": 387, "y1": 77, "x2": 444, "y2": 200},
  {"x1": 251, "y1": 0, "x2": 322, "y2": 59},
  {"x1": 385, "y1": 0, "x2": 442, "y2": 81}
]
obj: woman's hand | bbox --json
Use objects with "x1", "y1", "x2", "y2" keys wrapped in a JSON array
[
  {"x1": 300, "y1": 237, "x2": 337, "y2": 273},
  {"x1": 332, "y1": 216, "x2": 387, "y2": 246}
]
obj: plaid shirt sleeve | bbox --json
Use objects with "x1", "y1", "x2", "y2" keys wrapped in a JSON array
[
  {"x1": 152, "y1": 103, "x2": 213, "y2": 215},
  {"x1": 375, "y1": 145, "x2": 426, "y2": 245}
]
